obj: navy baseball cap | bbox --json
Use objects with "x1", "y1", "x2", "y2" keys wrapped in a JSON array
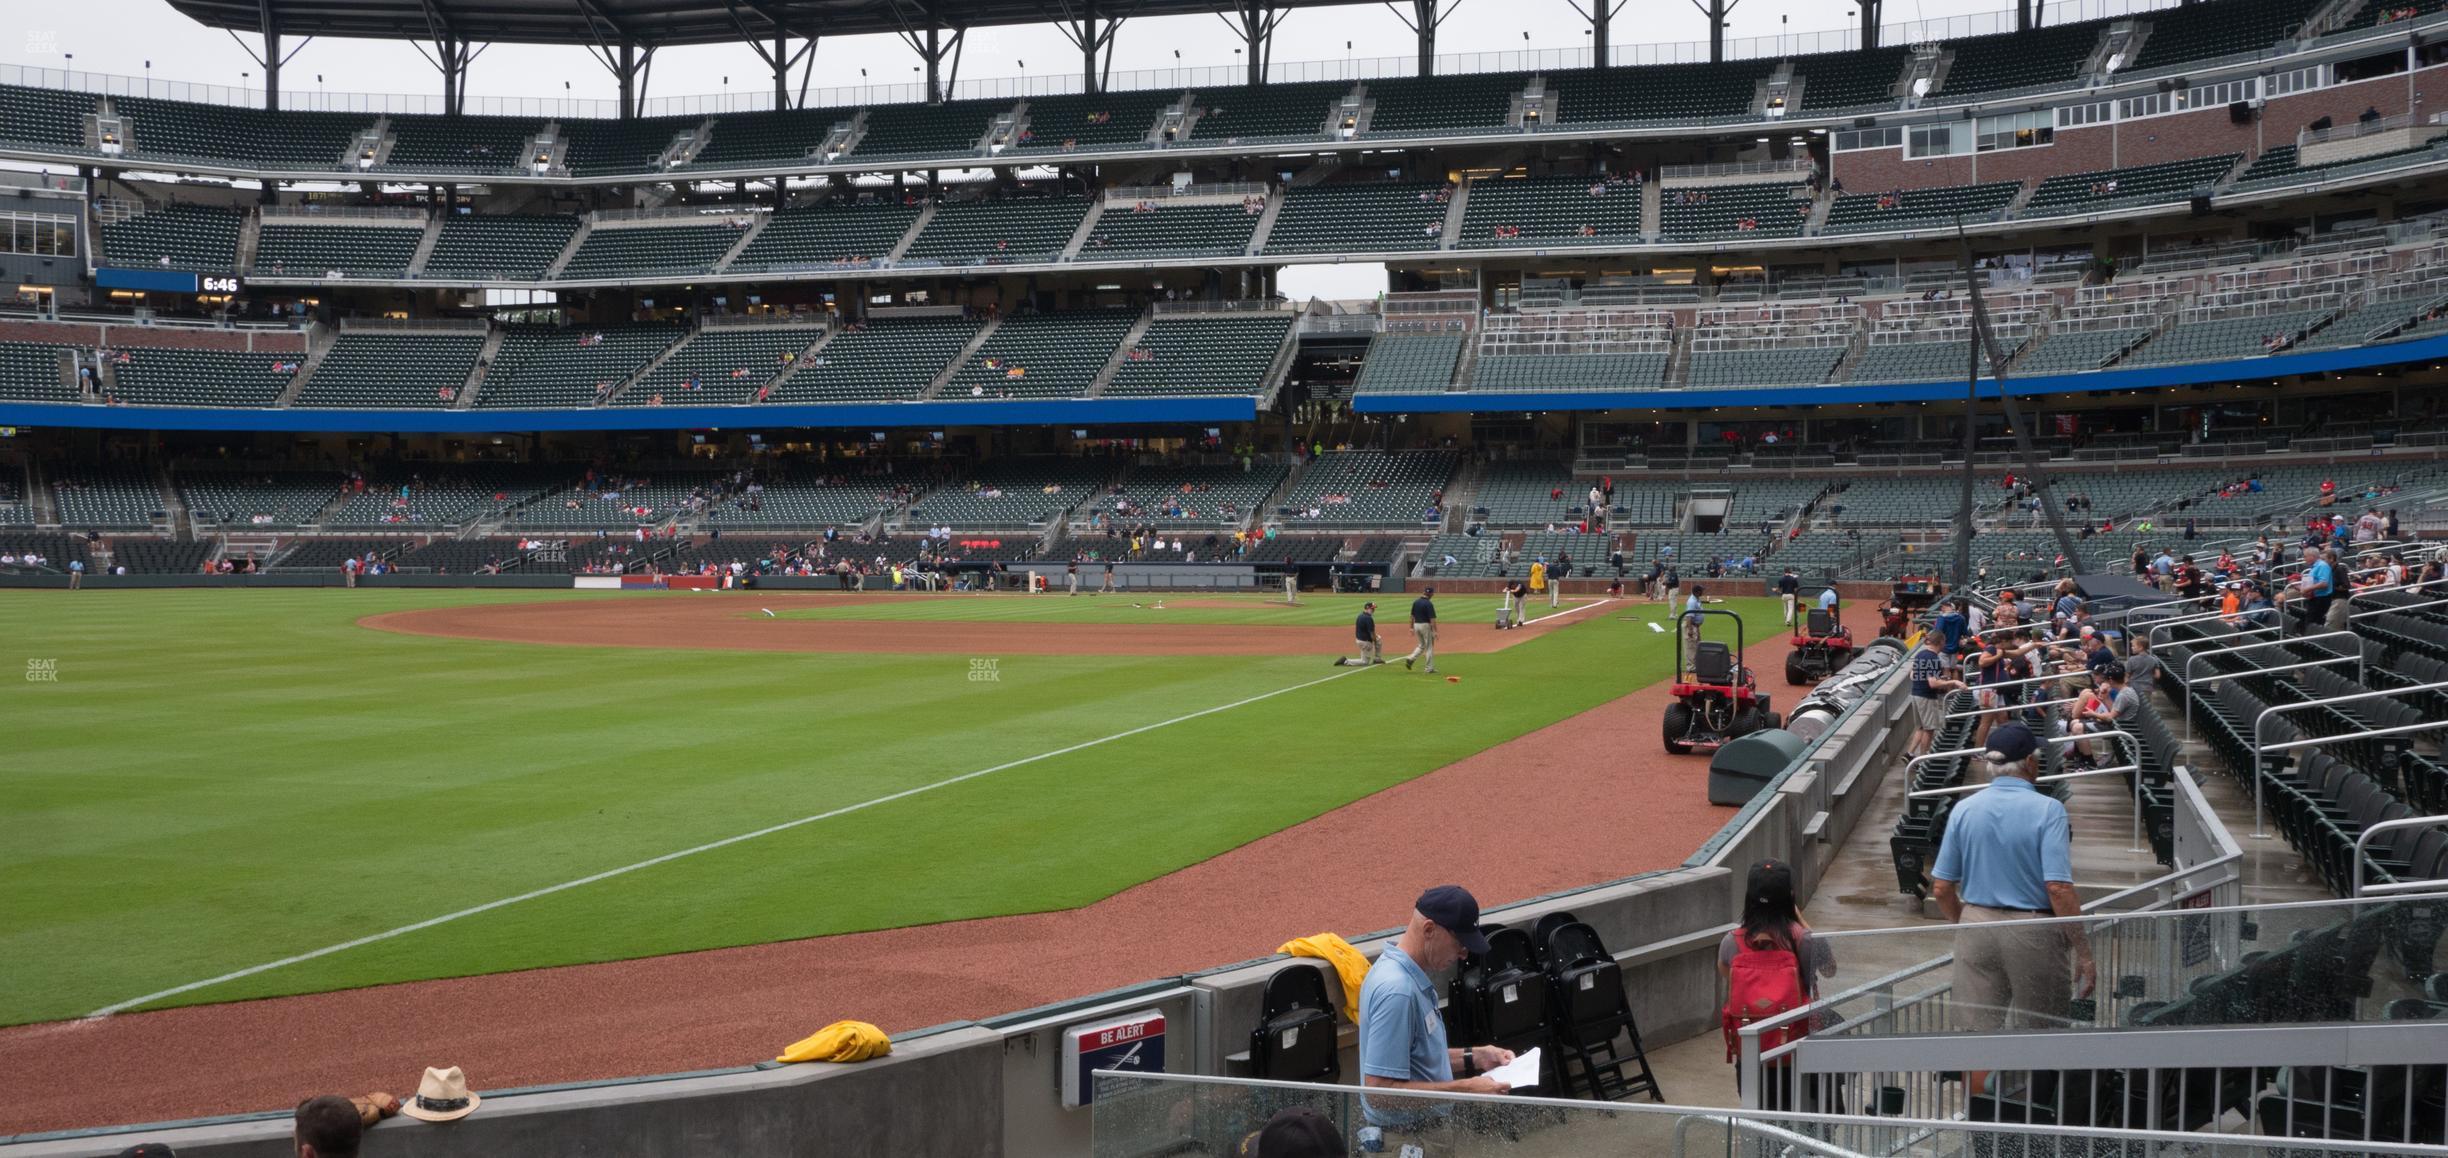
[
  {"x1": 1983, "y1": 722, "x2": 2040, "y2": 763},
  {"x1": 1417, "y1": 884, "x2": 1491, "y2": 954},
  {"x1": 1237, "y1": 1106, "x2": 1342, "y2": 1158}
]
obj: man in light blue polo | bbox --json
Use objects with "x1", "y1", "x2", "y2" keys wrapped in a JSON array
[
  {"x1": 1358, "y1": 885, "x2": 1514, "y2": 1132},
  {"x1": 1928, "y1": 722, "x2": 2095, "y2": 1093}
]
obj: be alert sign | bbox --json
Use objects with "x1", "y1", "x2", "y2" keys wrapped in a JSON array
[{"x1": 1061, "y1": 1009, "x2": 1166, "y2": 1107}]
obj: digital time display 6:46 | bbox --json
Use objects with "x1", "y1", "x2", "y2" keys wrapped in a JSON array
[{"x1": 201, "y1": 275, "x2": 242, "y2": 294}]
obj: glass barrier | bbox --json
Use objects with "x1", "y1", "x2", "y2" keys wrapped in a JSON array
[{"x1": 1089, "y1": 1071, "x2": 2447, "y2": 1157}]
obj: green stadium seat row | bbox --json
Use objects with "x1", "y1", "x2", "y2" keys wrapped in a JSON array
[
  {"x1": 901, "y1": 198, "x2": 1090, "y2": 265},
  {"x1": 476, "y1": 324, "x2": 686, "y2": 409},
  {"x1": 1280, "y1": 449, "x2": 1456, "y2": 527},
  {"x1": 560, "y1": 220, "x2": 752, "y2": 280},
  {"x1": 947, "y1": 310, "x2": 1139, "y2": 399},
  {"x1": 97, "y1": 205, "x2": 241, "y2": 272},
  {"x1": 422, "y1": 215, "x2": 579, "y2": 280},
  {"x1": 1458, "y1": 173, "x2": 1646, "y2": 248},
  {"x1": 1263, "y1": 182, "x2": 1452, "y2": 255},
  {"x1": 1658, "y1": 181, "x2": 1809, "y2": 241},
  {"x1": 769, "y1": 314, "x2": 982, "y2": 404},
  {"x1": 616, "y1": 326, "x2": 820, "y2": 406},
  {"x1": 1088, "y1": 461, "x2": 1290, "y2": 528},
  {"x1": 729, "y1": 201, "x2": 923, "y2": 272},
  {"x1": 177, "y1": 470, "x2": 342, "y2": 526},
  {"x1": 1078, "y1": 200, "x2": 1264, "y2": 260},
  {"x1": 1350, "y1": 333, "x2": 1466, "y2": 394},
  {"x1": 0, "y1": 342, "x2": 80, "y2": 402},
  {"x1": 1823, "y1": 180, "x2": 2020, "y2": 234},
  {"x1": 1006, "y1": 90, "x2": 1180, "y2": 153},
  {"x1": 254, "y1": 221, "x2": 424, "y2": 278},
  {"x1": 294, "y1": 332, "x2": 484, "y2": 409},
  {"x1": 1104, "y1": 313, "x2": 1294, "y2": 397},
  {"x1": 2023, "y1": 154, "x2": 2243, "y2": 218},
  {"x1": 50, "y1": 468, "x2": 163, "y2": 529},
  {"x1": 110, "y1": 347, "x2": 294, "y2": 408},
  {"x1": 904, "y1": 461, "x2": 1116, "y2": 527}
]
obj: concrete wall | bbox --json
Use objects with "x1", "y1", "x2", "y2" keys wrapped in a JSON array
[{"x1": 3, "y1": 1025, "x2": 1006, "y2": 1158}]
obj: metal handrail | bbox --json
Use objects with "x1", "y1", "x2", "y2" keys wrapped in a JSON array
[
  {"x1": 1910, "y1": 759, "x2": 2140, "y2": 798},
  {"x1": 1945, "y1": 692, "x2": 2088, "y2": 720},
  {"x1": 2147, "y1": 608, "x2": 2282, "y2": 648},
  {"x1": 2351, "y1": 595, "x2": 2448, "y2": 620},
  {"x1": 2248, "y1": 679, "x2": 2448, "y2": 837},
  {"x1": 2179, "y1": 631, "x2": 2365, "y2": 742},
  {"x1": 2351, "y1": 812, "x2": 2448, "y2": 898}
]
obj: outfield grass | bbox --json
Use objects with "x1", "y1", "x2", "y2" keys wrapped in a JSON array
[
  {"x1": 0, "y1": 589, "x2": 1774, "y2": 1026},
  {"x1": 776, "y1": 589, "x2": 1610, "y2": 626}
]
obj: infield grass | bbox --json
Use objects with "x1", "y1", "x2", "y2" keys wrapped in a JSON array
[{"x1": 0, "y1": 588, "x2": 1773, "y2": 1026}]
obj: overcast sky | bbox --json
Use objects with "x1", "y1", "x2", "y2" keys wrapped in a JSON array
[{"x1": 7, "y1": 0, "x2": 2034, "y2": 299}]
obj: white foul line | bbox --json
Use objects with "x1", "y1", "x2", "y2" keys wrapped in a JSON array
[
  {"x1": 1520, "y1": 597, "x2": 1615, "y2": 626},
  {"x1": 85, "y1": 662, "x2": 1375, "y2": 1019}
]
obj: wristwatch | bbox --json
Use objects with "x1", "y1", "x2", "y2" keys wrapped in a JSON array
[{"x1": 1462, "y1": 1049, "x2": 1479, "y2": 1077}]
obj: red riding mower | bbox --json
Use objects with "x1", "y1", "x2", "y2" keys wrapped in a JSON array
[
  {"x1": 1664, "y1": 608, "x2": 1778, "y2": 755},
  {"x1": 1784, "y1": 607, "x2": 1857, "y2": 686}
]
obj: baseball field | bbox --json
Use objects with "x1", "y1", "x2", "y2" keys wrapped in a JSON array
[{"x1": 2, "y1": 586, "x2": 1781, "y2": 1040}]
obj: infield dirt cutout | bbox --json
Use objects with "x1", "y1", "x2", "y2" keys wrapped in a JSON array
[{"x1": 361, "y1": 592, "x2": 1596, "y2": 655}]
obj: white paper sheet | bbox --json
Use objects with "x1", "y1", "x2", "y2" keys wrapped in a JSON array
[{"x1": 1484, "y1": 1046, "x2": 1541, "y2": 1090}]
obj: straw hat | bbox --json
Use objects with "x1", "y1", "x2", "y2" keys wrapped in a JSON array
[{"x1": 399, "y1": 1066, "x2": 481, "y2": 1122}]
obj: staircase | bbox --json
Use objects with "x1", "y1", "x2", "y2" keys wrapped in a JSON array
[
  {"x1": 1087, "y1": 309, "x2": 1156, "y2": 396},
  {"x1": 751, "y1": 326, "x2": 836, "y2": 403},
  {"x1": 1439, "y1": 180, "x2": 1472, "y2": 250},
  {"x1": 545, "y1": 218, "x2": 593, "y2": 278},
  {"x1": 1447, "y1": 331, "x2": 1481, "y2": 391},
  {"x1": 603, "y1": 326, "x2": 699, "y2": 406},
  {"x1": 406, "y1": 214, "x2": 445, "y2": 276},
  {"x1": 26, "y1": 460, "x2": 57, "y2": 524},
  {"x1": 1247, "y1": 188, "x2": 1288, "y2": 254},
  {"x1": 1900, "y1": 46, "x2": 1948, "y2": 109},
  {"x1": 236, "y1": 211, "x2": 263, "y2": 274},
  {"x1": 1641, "y1": 181, "x2": 1663, "y2": 238},
  {"x1": 2298, "y1": 0, "x2": 2367, "y2": 36},
  {"x1": 919, "y1": 314, "x2": 1002, "y2": 401},
  {"x1": 1664, "y1": 327, "x2": 1694, "y2": 388},
  {"x1": 1064, "y1": 200, "x2": 1109, "y2": 261},
  {"x1": 275, "y1": 324, "x2": 338, "y2": 407},
  {"x1": 1805, "y1": 191, "x2": 1835, "y2": 235},
  {"x1": 2088, "y1": 22, "x2": 2146, "y2": 82},
  {"x1": 54, "y1": 349, "x2": 82, "y2": 397},
  {"x1": 455, "y1": 325, "x2": 506, "y2": 408},
  {"x1": 1289, "y1": 154, "x2": 1344, "y2": 187},
  {"x1": 1438, "y1": 459, "x2": 1486, "y2": 532},
  {"x1": 886, "y1": 202, "x2": 936, "y2": 263},
  {"x1": 153, "y1": 465, "x2": 184, "y2": 537},
  {"x1": 1257, "y1": 454, "x2": 1311, "y2": 525},
  {"x1": 1254, "y1": 315, "x2": 1302, "y2": 409},
  {"x1": 710, "y1": 212, "x2": 771, "y2": 275},
  {"x1": 2005, "y1": 179, "x2": 2040, "y2": 217}
]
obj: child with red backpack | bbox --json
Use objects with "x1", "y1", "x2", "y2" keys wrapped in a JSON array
[{"x1": 1720, "y1": 860, "x2": 1839, "y2": 1113}]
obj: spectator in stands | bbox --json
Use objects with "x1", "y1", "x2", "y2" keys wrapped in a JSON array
[
  {"x1": 2281, "y1": 544, "x2": 2338, "y2": 628},
  {"x1": 1718, "y1": 858, "x2": 1837, "y2": 1111},
  {"x1": 294, "y1": 1095, "x2": 363, "y2": 1158},
  {"x1": 1929, "y1": 722, "x2": 2093, "y2": 1095},
  {"x1": 2122, "y1": 636, "x2": 2161, "y2": 701},
  {"x1": 1905, "y1": 633, "x2": 1966, "y2": 759},
  {"x1": 1358, "y1": 885, "x2": 1516, "y2": 1131},
  {"x1": 2067, "y1": 661, "x2": 2136, "y2": 770}
]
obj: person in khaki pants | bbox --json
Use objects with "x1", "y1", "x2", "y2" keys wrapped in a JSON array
[{"x1": 1400, "y1": 587, "x2": 1439, "y2": 673}]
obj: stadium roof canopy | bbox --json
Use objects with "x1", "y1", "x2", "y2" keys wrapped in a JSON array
[{"x1": 161, "y1": 0, "x2": 1364, "y2": 47}]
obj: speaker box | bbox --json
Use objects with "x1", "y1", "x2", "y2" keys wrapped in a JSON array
[
  {"x1": 2230, "y1": 100, "x2": 2255, "y2": 124},
  {"x1": 2191, "y1": 193, "x2": 2213, "y2": 216}
]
